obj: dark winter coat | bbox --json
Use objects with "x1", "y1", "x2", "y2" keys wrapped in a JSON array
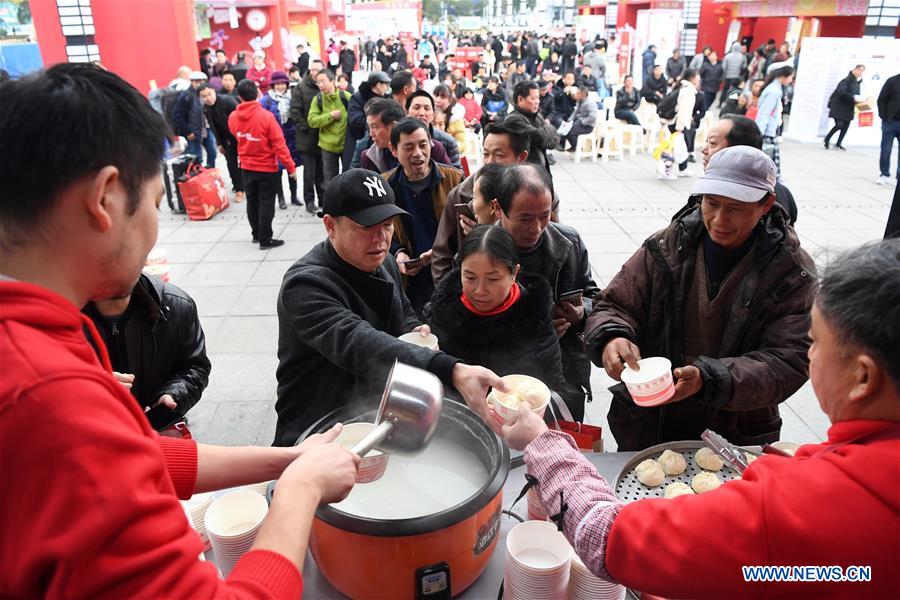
[
  {"x1": 518, "y1": 223, "x2": 601, "y2": 420},
  {"x1": 83, "y1": 274, "x2": 210, "y2": 416},
  {"x1": 700, "y1": 61, "x2": 724, "y2": 94},
  {"x1": 828, "y1": 72, "x2": 862, "y2": 121},
  {"x1": 172, "y1": 88, "x2": 203, "y2": 138},
  {"x1": 289, "y1": 73, "x2": 321, "y2": 153},
  {"x1": 642, "y1": 74, "x2": 667, "y2": 103},
  {"x1": 877, "y1": 73, "x2": 900, "y2": 122},
  {"x1": 584, "y1": 201, "x2": 817, "y2": 451},
  {"x1": 666, "y1": 56, "x2": 686, "y2": 82},
  {"x1": 274, "y1": 240, "x2": 460, "y2": 446},
  {"x1": 203, "y1": 93, "x2": 239, "y2": 147},
  {"x1": 428, "y1": 272, "x2": 566, "y2": 395},
  {"x1": 339, "y1": 48, "x2": 357, "y2": 75},
  {"x1": 614, "y1": 87, "x2": 640, "y2": 112}
]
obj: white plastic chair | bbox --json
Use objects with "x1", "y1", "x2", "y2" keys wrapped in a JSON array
[
  {"x1": 597, "y1": 122, "x2": 624, "y2": 162},
  {"x1": 621, "y1": 124, "x2": 645, "y2": 155},
  {"x1": 574, "y1": 121, "x2": 602, "y2": 163}
]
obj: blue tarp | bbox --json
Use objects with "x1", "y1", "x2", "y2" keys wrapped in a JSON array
[{"x1": 0, "y1": 41, "x2": 42, "y2": 77}]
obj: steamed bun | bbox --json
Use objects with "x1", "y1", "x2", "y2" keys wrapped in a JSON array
[
  {"x1": 695, "y1": 447, "x2": 725, "y2": 471},
  {"x1": 494, "y1": 380, "x2": 546, "y2": 409},
  {"x1": 691, "y1": 471, "x2": 722, "y2": 494},
  {"x1": 658, "y1": 449, "x2": 687, "y2": 475},
  {"x1": 664, "y1": 482, "x2": 694, "y2": 499},
  {"x1": 635, "y1": 459, "x2": 665, "y2": 488}
]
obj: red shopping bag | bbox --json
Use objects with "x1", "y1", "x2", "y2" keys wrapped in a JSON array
[
  {"x1": 858, "y1": 111, "x2": 874, "y2": 128},
  {"x1": 555, "y1": 421, "x2": 604, "y2": 452},
  {"x1": 177, "y1": 164, "x2": 229, "y2": 221}
]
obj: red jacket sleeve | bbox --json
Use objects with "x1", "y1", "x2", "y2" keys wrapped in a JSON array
[
  {"x1": 157, "y1": 436, "x2": 198, "y2": 500},
  {"x1": 267, "y1": 112, "x2": 296, "y2": 173},
  {"x1": 3, "y1": 375, "x2": 302, "y2": 600}
]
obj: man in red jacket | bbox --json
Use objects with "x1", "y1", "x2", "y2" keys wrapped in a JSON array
[
  {"x1": 229, "y1": 79, "x2": 297, "y2": 249},
  {"x1": 499, "y1": 239, "x2": 900, "y2": 598},
  {"x1": 0, "y1": 63, "x2": 359, "y2": 599}
]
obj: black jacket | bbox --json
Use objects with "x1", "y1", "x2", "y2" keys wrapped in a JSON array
[
  {"x1": 642, "y1": 74, "x2": 667, "y2": 103},
  {"x1": 700, "y1": 61, "x2": 724, "y2": 93},
  {"x1": 274, "y1": 240, "x2": 460, "y2": 446},
  {"x1": 518, "y1": 223, "x2": 600, "y2": 419},
  {"x1": 83, "y1": 274, "x2": 210, "y2": 415},
  {"x1": 511, "y1": 106, "x2": 559, "y2": 170},
  {"x1": 829, "y1": 72, "x2": 861, "y2": 121},
  {"x1": 289, "y1": 73, "x2": 321, "y2": 153},
  {"x1": 428, "y1": 272, "x2": 566, "y2": 395},
  {"x1": 339, "y1": 48, "x2": 356, "y2": 75},
  {"x1": 666, "y1": 56, "x2": 686, "y2": 81},
  {"x1": 295, "y1": 52, "x2": 310, "y2": 77},
  {"x1": 877, "y1": 73, "x2": 900, "y2": 122},
  {"x1": 172, "y1": 88, "x2": 203, "y2": 138},
  {"x1": 203, "y1": 93, "x2": 239, "y2": 147},
  {"x1": 614, "y1": 87, "x2": 640, "y2": 112},
  {"x1": 553, "y1": 85, "x2": 577, "y2": 119},
  {"x1": 348, "y1": 82, "x2": 379, "y2": 142}
]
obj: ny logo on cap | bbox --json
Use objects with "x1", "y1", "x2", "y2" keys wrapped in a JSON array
[{"x1": 363, "y1": 175, "x2": 387, "y2": 198}]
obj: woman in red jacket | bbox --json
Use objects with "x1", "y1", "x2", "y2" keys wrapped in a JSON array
[
  {"x1": 246, "y1": 50, "x2": 273, "y2": 93},
  {"x1": 499, "y1": 239, "x2": 900, "y2": 598}
]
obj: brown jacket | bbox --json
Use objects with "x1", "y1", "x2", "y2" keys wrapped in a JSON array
[
  {"x1": 584, "y1": 200, "x2": 817, "y2": 450},
  {"x1": 382, "y1": 162, "x2": 462, "y2": 256},
  {"x1": 431, "y1": 173, "x2": 475, "y2": 283}
]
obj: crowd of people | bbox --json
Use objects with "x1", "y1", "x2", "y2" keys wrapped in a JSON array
[{"x1": 1, "y1": 24, "x2": 898, "y2": 599}]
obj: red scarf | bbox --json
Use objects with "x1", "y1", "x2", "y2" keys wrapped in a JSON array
[{"x1": 460, "y1": 283, "x2": 521, "y2": 317}]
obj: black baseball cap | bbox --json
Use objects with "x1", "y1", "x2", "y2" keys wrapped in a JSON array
[{"x1": 319, "y1": 168, "x2": 409, "y2": 226}]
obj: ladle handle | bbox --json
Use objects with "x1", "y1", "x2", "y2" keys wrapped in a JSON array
[{"x1": 351, "y1": 420, "x2": 393, "y2": 457}]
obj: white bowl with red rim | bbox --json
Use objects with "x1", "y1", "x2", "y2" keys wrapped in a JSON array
[
  {"x1": 488, "y1": 374, "x2": 551, "y2": 427},
  {"x1": 620, "y1": 357, "x2": 675, "y2": 406},
  {"x1": 334, "y1": 422, "x2": 390, "y2": 484}
]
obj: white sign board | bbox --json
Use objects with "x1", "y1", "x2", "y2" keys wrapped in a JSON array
[
  {"x1": 633, "y1": 9, "x2": 681, "y2": 89},
  {"x1": 785, "y1": 37, "x2": 900, "y2": 147}
]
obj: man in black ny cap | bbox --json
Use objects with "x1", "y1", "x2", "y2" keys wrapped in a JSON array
[
  {"x1": 585, "y1": 146, "x2": 817, "y2": 450},
  {"x1": 274, "y1": 168, "x2": 506, "y2": 446}
]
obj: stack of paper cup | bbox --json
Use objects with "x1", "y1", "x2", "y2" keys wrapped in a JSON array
[
  {"x1": 181, "y1": 492, "x2": 214, "y2": 551},
  {"x1": 204, "y1": 490, "x2": 268, "y2": 577},
  {"x1": 241, "y1": 481, "x2": 274, "y2": 497},
  {"x1": 569, "y1": 552, "x2": 626, "y2": 600},
  {"x1": 527, "y1": 486, "x2": 547, "y2": 521},
  {"x1": 504, "y1": 521, "x2": 572, "y2": 600}
]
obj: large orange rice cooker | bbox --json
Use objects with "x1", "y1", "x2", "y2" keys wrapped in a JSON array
[{"x1": 302, "y1": 400, "x2": 509, "y2": 599}]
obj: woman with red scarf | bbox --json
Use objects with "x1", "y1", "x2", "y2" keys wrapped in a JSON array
[{"x1": 428, "y1": 225, "x2": 566, "y2": 399}]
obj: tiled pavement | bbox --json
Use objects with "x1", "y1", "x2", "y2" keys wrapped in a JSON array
[{"x1": 158, "y1": 140, "x2": 894, "y2": 451}]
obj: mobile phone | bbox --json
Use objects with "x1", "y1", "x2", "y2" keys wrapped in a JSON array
[
  {"x1": 558, "y1": 289, "x2": 583, "y2": 304},
  {"x1": 453, "y1": 203, "x2": 475, "y2": 220},
  {"x1": 402, "y1": 257, "x2": 424, "y2": 267},
  {"x1": 145, "y1": 404, "x2": 183, "y2": 431}
]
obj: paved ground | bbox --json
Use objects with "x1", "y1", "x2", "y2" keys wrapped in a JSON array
[{"x1": 158, "y1": 139, "x2": 894, "y2": 451}]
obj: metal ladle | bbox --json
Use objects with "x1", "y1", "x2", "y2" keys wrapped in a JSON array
[{"x1": 351, "y1": 361, "x2": 443, "y2": 457}]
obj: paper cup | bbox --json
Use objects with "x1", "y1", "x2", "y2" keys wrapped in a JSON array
[
  {"x1": 143, "y1": 263, "x2": 171, "y2": 283},
  {"x1": 620, "y1": 357, "x2": 674, "y2": 406},
  {"x1": 204, "y1": 490, "x2": 268, "y2": 577},
  {"x1": 504, "y1": 521, "x2": 571, "y2": 600},
  {"x1": 398, "y1": 331, "x2": 439, "y2": 350},
  {"x1": 489, "y1": 374, "x2": 551, "y2": 426},
  {"x1": 146, "y1": 247, "x2": 168, "y2": 266},
  {"x1": 181, "y1": 492, "x2": 214, "y2": 551},
  {"x1": 334, "y1": 422, "x2": 390, "y2": 484}
]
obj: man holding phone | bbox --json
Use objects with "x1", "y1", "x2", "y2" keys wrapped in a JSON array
[
  {"x1": 431, "y1": 120, "x2": 531, "y2": 282},
  {"x1": 381, "y1": 118, "x2": 462, "y2": 316},
  {"x1": 492, "y1": 163, "x2": 600, "y2": 421}
]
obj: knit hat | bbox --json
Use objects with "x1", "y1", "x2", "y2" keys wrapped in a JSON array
[{"x1": 270, "y1": 71, "x2": 289, "y2": 85}]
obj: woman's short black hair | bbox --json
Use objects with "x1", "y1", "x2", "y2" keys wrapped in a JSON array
[
  {"x1": 458, "y1": 224, "x2": 519, "y2": 274},
  {"x1": 390, "y1": 116, "x2": 430, "y2": 147},
  {"x1": 0, "y1": 63, "x2": 166, "y2": 245}
]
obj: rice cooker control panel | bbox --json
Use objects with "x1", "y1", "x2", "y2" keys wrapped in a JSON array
[{"x1": 415, "y1": 562, "x2": 451, "y2": 599}]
